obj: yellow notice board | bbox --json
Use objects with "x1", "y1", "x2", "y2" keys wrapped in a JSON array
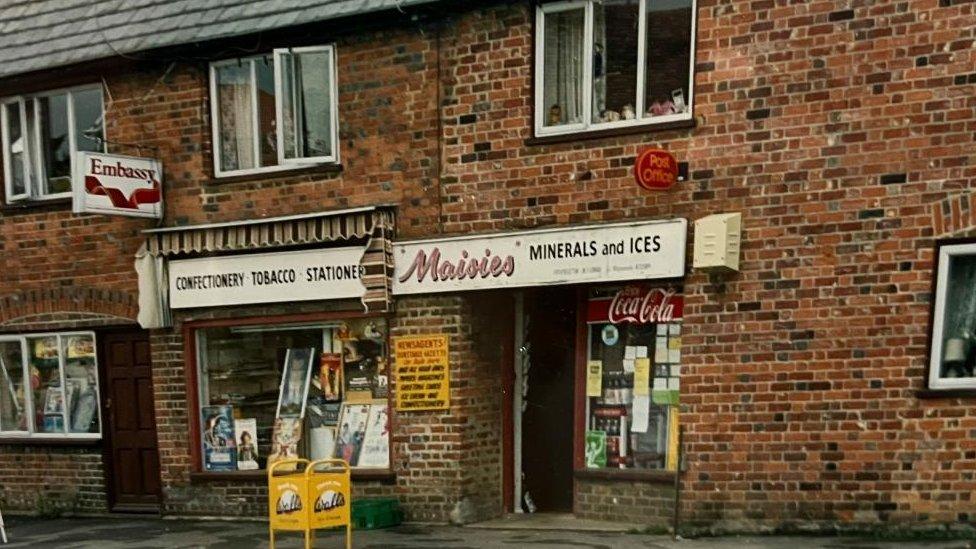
[
  {"x1": 308, "y1": 463, "x2": 351, "y2": 530},
  {"x1": 394, "y1": 334, "x2": 450, "y2": 411},
  {"x1": 268, "y1": 466, "x2": 309, "y2": 532}
]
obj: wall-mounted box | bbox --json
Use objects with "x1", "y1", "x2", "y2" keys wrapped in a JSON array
[{"x1": 693, "y1": 213, "x2": 741, "y2": 272}]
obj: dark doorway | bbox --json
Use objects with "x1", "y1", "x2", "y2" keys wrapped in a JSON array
[
  {"x1": 520, "y1": 287, "x2": 577, "y2": 513},
  {"x1": 101, "y1": 330, "x2": 162, "y2": 512}
]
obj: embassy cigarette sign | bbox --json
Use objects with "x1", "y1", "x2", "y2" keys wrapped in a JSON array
[
  {"x1": 73, "y1": 152, "x2": 162, "y2": 218},
  {"x1": 392, "y1": 219, "x2": 687, "y2": 295}
]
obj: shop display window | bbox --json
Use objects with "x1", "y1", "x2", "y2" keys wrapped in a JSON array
[
  {"x1": 583, "y1": 286, "x2": 682, "y2": 470},
  {"x1": 928, "y1": 241, "x2": 976, "y2": 391},
  {"x1": 195, "y1": 318, "x2": 390, "y2": 472},
  {"x1": 0, "y1": 332, "x2": 101, "y2": 439}
]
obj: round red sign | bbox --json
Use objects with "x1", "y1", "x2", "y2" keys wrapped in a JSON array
[{"x1": 634, "y1": 148, "x2": 678, "y2": 191}]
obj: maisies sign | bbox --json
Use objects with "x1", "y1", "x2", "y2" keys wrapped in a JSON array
[
  {"x1": 73, "y1": 151, "x2": 162, "y2": 218},
  {"x1": 393, "y1": 219, "x2": 686, "y2": 295},
  {"x1": 634, "y1": 148, "x2": 678, "y2": 191},
  {"x1": 587, "y1": 286, "x2": 684, "y2": 324}
]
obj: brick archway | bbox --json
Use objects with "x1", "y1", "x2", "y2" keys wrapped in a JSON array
[
  {"x1": 933, "y1": 192, "x2": 976, "y2": 238},
  {"x1": 0, "y1": 286, "x2": 139, "y2": 331}
]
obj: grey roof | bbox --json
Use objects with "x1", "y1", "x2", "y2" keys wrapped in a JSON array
[{"x1": 0, "y1": 0, "x2": 436, "y2": 79}]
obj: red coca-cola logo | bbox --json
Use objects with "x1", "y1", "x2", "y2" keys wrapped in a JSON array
[{"x1": 588, "y1": 286, "x2": 683, "y2": 324}]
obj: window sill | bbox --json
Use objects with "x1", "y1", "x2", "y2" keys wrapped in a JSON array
[
  {"x1": 190, "y1": 468, "x2": 395, "y2": 483},
  {"x1": 0, "y1": 197, "x2": 73, "y2": 214},
  {"x1": 574, "y1": 468, "x2": 676, "y2": 483},
  {"x1": 206, "y1": 163, "x2": 343, "y2": 186},
  {"x1": 0, "y1": 436, "x2": 101, "y2": 446},
  {"x1": 526, "y1": 118, "x2": 697, "y2": 147},
  {"x1": 916, "y1": 388, "x2": 976, "y2": 399}
]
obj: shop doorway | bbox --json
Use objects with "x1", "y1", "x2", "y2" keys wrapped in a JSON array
[
  {"x1": 100, "y1": 330, "x2": 162, "y2": 512},
  {"x1": 517, "y1": 287, "x2": 577, "y2": 513}
]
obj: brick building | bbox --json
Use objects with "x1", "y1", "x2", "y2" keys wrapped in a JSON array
[{"x1": 0, "y1": 0, "x2": 974, "y2": 535}]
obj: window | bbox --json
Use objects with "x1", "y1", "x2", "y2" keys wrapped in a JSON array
[
  {"x1": 0, "y1": 332, "x2": 101, "y2": 439},
  {"x1": 1, "y1": 86, "x2": 104, "y2": 202},
  {"x1": 928, "y1": 241, "x2": 976, "y2": 391},
  {"x1": 195, "y1": 318, "x2": 389, "y2": 471},
  {"x1": 583, "y1": 286, "x2": 682, "y2": 471},
  {"x1": 535, "y1": 0, "x2": 696, "y2": 136},
  {"x1": 209, "y1": 46, "x2": 339, "y2": 177}
]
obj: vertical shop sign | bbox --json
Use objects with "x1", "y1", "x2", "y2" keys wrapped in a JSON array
[{"x1": 394, "y1": 335, "x2": 449, "y2": 411}]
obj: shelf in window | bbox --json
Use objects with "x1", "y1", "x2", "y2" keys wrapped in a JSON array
[
  {"x1": 574, "y1": 467, "x2": 675, "y2": 483},
  {"x1": 190, "y1": 468, "x2": 394, "y2": 483},
  {"x1": 525, "y1": 118, "x2": 696, "y2": 147}
]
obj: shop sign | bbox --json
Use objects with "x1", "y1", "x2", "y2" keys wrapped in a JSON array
[
  {"x1": 634, "y1": 148, "x2": 678, "y2": 191},
  {"x1": 168, "y1": 246, "x2": 366, "y2": 309},
  {"x1": 393, "y1": 219, "x2": 686, "y2": 295},
  {"x1": 73, "y1": 151, "x2": 162, "y2": 218},
  {"x1": 393, "y1": 335, "x2": 450, "y2": 411},
  {"x1": 309, "y1": 470, "x2": 351, "y2": 530},
  {"x1": 587, "y1": 286, "x2": 684, "y2": 324},
  {"x1": 268, "y1": 472, "x2": 309, "y2": 532}
]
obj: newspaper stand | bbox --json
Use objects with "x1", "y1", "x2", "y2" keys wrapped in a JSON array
[{"x1": 268, "y1": 458, "x2": 352, "y2": 549}]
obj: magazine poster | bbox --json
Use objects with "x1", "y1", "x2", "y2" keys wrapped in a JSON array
[
  {"x1": 357, "y1": 403, "x2": 390, "y2": 468},
  {"x1": 65, "y1": 336, "x2": 95, "y2": 359},
  {"x1": 235, "y1": 418, "x2": 260, "y2": 470},
  {"x1": 334, "y1": 404, "x2": 370, "y2": 466},
  {"x1": 201, "y1": 405, "x2": 237, "y2": 471},
  {"x1": 277, "y1": 348, "x2": 316, "y2": 418},
  {"x1": 44, "y1": 387, "x2": 64, "y2": 414},
  {"x1": 320, "y1": 353, "x2": 343, "y2": 402},
  {"x1": 268, "y1": 417, "x2": 303, "y2": 466},
  {"x1": 310, "y1": 426, "x2": 337, "y2": 460},
  {"x1": 585, "y1": 430, "x2": 607, "y2": 468}
]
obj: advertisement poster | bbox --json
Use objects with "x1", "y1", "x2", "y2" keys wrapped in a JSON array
[
  {"x1": 65, "y1": 336, "x2": 95, "y2": 359},
  {"x1": 357, "y1": 404, "x2": 390, "y2": 468},
  {"x1": 310, "y1": 426, "x2": 337, "y2": 460},
  {"x1": 33, "y1": 337, "x2": 58, "y2": 360},
  {"x1": 268, "y1": 417, "x2": 303, "y2": 466},
  {"x1": 586, "y1": 360, "x2": 603, "y2": 397},
  {"x1": 393, "y1": 335, "x2": 449, "y2": 411},
  {"x1": 320, "y1": 353, "x2": 343, "y2": 402},
  {"x1": 277, "y1": 348, "x2": 316, "y2": 418},
  {"x1": 334, "y1": 404, "x2": 370, "y2": 466},
  {"x1": 235, "y1": 418, "x2": 259, "y2": 470},
  {"x1": 585, "y1": 430, "x2": 607, "y2": 468},
  {"x1": 201, "y1": 405, "x2": 237, "y2": 471}
]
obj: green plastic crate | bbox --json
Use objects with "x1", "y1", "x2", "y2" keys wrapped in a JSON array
[{"x1": 351, "y1": 498, "x2": 403, "y2": 530}]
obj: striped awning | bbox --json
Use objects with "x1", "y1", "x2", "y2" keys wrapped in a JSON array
[
  {"x1": 143, "y1": 207, "x2": 392, "y2": 257},
  {"x1": 136, "y1": 207, "x2": 396, "y2": 328}
]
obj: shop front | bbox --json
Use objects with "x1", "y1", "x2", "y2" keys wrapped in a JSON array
[
  {"x1": 135, "y1": 207, "x2": 399, "y2": 516},
  {"x1": 392, "y1": 217, "x2": 688, "y2": 525}
]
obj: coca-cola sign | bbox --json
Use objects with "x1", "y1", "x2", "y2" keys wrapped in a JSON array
[
  {"x1": 588, "y1": 286, "x2": 684, "y2": 324},
  {"x1": 393, "y1": 219, "x2": 687, "y2": 295}
]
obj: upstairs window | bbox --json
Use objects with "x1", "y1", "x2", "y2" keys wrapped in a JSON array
[
  {"x1": 928, "y1": 241, "x2": 976, "y2": 391},
  {"x1": 1, "y1": 86, "x2": 104, "y2": 202},
  {"x1": 209, "y1": 45, "x2": 339, "y2": 177},
  {"x1": 535, "y1": 0, "x2": 696, "y2": 137}
]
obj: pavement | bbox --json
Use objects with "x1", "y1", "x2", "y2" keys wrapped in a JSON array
[{"x1": 0, "y1": 516, "x2": 974, "y2": 548}]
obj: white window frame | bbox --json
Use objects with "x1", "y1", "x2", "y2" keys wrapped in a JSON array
[
  {"x1": 928, "y1": 242, "x2": 976, "y2": 391},
  {"x1": 274, "y1": 46, "x2": 340, "y2": 166},
  {"x1": 534, "y1": 0, "x2": 697, "y2": 138},
  {"x1": 0, "y1": 85, "x2": 105, "y2": 202},
  {"x1": 209, "y1": 46, "x2": 340, "y2": 179},
  {"x1": 0, "y1": 331, "x2": 102, "y2": 441}
]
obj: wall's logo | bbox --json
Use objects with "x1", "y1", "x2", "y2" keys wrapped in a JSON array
[
  {"x1": 315, "y1": 490, "x2": 346, "y2": 512},
  {"x1": 276, "y1": 489, "x2": 303, "y2": 515}
]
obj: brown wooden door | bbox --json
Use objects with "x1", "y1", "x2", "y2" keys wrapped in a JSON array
[{"x1": 102, "y1": 331, "x2": 162, "y2": 512}]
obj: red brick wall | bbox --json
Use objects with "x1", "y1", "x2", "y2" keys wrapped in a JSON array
[{"x1": 0, "y1": 0, "x2": 974, "y2": 531}]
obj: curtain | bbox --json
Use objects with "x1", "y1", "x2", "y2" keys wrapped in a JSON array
[
  {"x1": 135, "y1": 243, "x2": 171, "y2": 329},
  {"x1": 217, "y1": 63, "x2": 255, "y2": 171},
  {"x1": 543, "y1": 9, "x2": 585, "y2": 126}
]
